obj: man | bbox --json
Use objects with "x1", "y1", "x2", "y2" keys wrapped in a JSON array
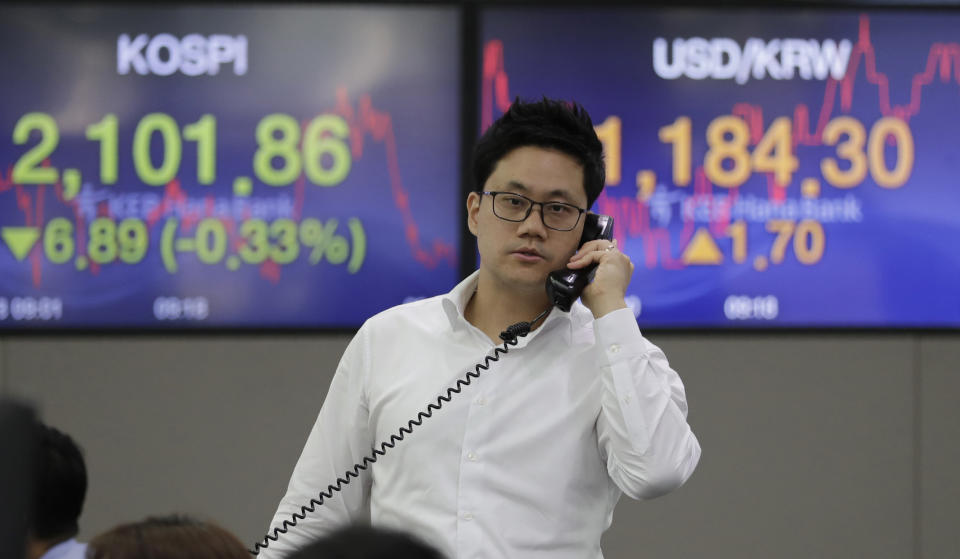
[
  {"x1": 262, "y1": 98, "x2": 701, "y2": 558},
  {"x1": 26, "y1": 424, "x2": 89, "y2": 559}
]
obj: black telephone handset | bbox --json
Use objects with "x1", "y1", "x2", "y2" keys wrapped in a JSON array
[{"x1": 545, "y1": 213, "x2": 614, "y2": 312}]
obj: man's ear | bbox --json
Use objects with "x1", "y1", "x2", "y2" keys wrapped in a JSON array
[{"x1": 466, "y1": 192, "x2": 481, "y2": 237}]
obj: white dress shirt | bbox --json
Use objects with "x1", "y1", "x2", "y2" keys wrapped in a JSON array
[{"x1": 262, "y1": 271, "x2": 700, "y2": 559}]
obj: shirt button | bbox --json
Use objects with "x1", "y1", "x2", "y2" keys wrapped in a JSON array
[
  {"x1": 610, "y1": 344, "x2": 621, "y2": 353},
  {"x1": 475, "y1": 397, "x2": 486, "y2": 406},
  {"x1": 462, "y1": 512, "x2": 473, "y2": 521},
  {"x1": 467, "y1": 452, "x2": 478, "y2": 461}
]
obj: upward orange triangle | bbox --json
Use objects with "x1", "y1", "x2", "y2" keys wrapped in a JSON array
[{"x1": 681, "y1": 227, "x2": 723, "y2": 265}]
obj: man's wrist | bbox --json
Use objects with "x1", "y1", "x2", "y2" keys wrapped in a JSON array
[{"x1": 588, "y1": 296, "x2": 628, "y2": 319}]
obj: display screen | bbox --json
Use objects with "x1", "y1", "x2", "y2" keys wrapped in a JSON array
[
  {"x1": 482, "y1": 8, "x2": 960, "y2": 327},
  {"x1": 0, "y1": 6, "x2": 460, "y2": 329}
]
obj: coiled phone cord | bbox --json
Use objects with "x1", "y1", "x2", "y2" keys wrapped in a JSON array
[{"x1": 251, "y1": 308, "x2": 551, "y2": 555}]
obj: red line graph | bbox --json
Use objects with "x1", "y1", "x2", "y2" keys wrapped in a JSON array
[
  {"x1": 734, "y1": 15, "x2": 960, "y2": 147},
  {"x1": 1, "y1": 90, "x2": 455, "y2": 287},
  {"x1": 481, "y1": 39, "x2": 514, "y2": 132},
  {"x1": 1, "y1": 161, "x2": 89, "y2": 285},
  {"x1": 482, "y1": 13, "x2": 960, "y2": 269},
  {"x1": 333, "y1": 88, "x2": 456, "y2": 270}
]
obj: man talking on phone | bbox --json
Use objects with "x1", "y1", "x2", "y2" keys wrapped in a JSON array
[{"x1": 261, "y1": 98, "x2": 701, "y2": 558}]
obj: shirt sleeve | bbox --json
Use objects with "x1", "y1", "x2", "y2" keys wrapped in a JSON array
[
  {"x1": 258, "y1": 328, "x2": 374, "y2": 558},
  {"x1": 593, "y1": 308, "x2": 702, "y2": 500}
]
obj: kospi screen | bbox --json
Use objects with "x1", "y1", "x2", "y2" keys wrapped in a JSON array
[
  {"x1": 0, "y1": 6, "x2": 460, "y2": 329},
  {"x1": 481, "y1": 8, "x2": 960, "y2": 328}
]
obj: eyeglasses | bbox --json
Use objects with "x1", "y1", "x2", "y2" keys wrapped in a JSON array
[{"x1": 482, "y1": 191, "x2": 586, "y2": 231}]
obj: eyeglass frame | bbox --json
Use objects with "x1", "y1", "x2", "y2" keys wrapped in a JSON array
[{"x1": 480, "y1": 190, "x2": 587, "y2": 232}]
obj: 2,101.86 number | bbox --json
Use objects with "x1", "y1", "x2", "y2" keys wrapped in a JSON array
[{"x1": 10, "y1": 112, "x2": 351, "y2": 190}]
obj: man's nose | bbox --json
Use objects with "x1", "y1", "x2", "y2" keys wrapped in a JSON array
[{"x1": 517, "y1": 204, "x2": 548, "y2": 237}]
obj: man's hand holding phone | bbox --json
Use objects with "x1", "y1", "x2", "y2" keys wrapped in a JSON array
[{"x1": 567, "y1": 238, "x2": 634, "y2": 319}]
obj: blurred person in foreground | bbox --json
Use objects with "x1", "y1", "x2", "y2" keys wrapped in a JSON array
[
  {"x1": 26, "y1": 424, "x2": 88, "y2": 559},
  {"x1": 287, "y1": 524, "x2": 445, "y2": 559},
  {"x1": 86, "y1": 514, "x2": 249, "y2": 559}
]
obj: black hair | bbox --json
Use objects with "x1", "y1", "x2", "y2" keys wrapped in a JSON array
[
  {"x1": 472, "y1": 97, "x2": 605, "y2": 209},
  {"x1": 287, "y1": 524, "x2": 446, "y2": 559},
  {"x1": 31, "y1": 424, "x2": 87, "y2": 540}
]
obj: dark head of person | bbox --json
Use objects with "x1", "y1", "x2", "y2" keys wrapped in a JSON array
[
  {"x1": 87, "y1": 514, "x2": 249, "y2": 559},
  {"x1": 287, "y1": 524, "x2": 446, "y2": 559},
  {"x1": 29, "y1": 424, "x2": 87, "y2": 552},
  {"x1": 472, "y1": 97, "x2": 605, "y2": 209}
]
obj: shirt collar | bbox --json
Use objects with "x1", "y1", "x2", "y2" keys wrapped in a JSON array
[
  {"x1": 441, "y1": 271, "x2": 581, "y2": 343},
  {"x1": 441, "y1": 271, "x2": 480, "y2": 329}
]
